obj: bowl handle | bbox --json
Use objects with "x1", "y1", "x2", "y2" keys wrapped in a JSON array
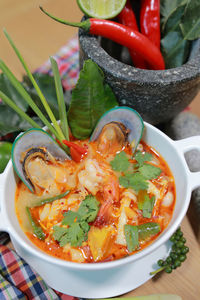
[{"x1": 173, "y1": 136, "x2": 200, "y2": 191}]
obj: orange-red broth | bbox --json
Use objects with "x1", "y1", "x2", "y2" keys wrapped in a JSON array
[{"x1": 15, "y1": 140, "x2": 175, "y2": 263}]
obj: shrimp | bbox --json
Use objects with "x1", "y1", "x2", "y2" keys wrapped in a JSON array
[{"x1": 94, "y1": 175, "x2": 119, "y2": 227}]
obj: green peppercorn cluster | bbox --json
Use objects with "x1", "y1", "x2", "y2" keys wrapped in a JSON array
[{"x1": 150, "y1": 227, "x2": 189, "y2": 275}]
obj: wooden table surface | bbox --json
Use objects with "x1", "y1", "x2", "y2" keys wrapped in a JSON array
[{"x1": 1, "y1": 1, "x2": 200, "y2": 299}]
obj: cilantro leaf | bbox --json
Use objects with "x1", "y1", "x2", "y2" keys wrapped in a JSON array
[
  {"x1": 53, "y1": 225, "x2": 68, "y2": 241},
  {"x1": 78, "y1": 195, "x2": 100, "y2": 223},
  {"x1": 67, "y1": 223, "x2": 85, "y2": 247},
  {"x1": 62, "y1": 211, "x2": 79, "y2": 226},
  {"x1": 139, "y1": 163, "x2": 162, "y2": 180},
  {"x1": 135, "y1": 151, "x2": 152, "y2": 167},
  {"x1": 119, "y1": 173, "x2": 149, "y2": 191},
  {"x1": 110, "y1": 151, "x2": 130, "y2": 172},
  {"x1": 124, "y1": 224, "x2": 139, "y2": 252}
]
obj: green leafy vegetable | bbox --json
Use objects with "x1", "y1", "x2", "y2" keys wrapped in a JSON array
[
  {"x1": 3, "y1": 29, "x2": 65, "y2": 142},
  {"x1": 138, "y1": 222, "x2": 161, "y2": 240},
  {"x1": 110, "y1": 151, "x2": 130, "y2": 172},
  {"x1": 161, "y1": 31, "x2": 190, "y2": 69},
  {"x1": 53, "y1": 195, "x2": 100, "y2": 247},
  {"x1": 68, "y1": 59, "x2": 118, "y2": 139},
  {"x1": 124, "y1": 224, "x2": 139, "y2": 252},
  {"x1": 119, "y1": 173, "x2": 148, "y2": 191},
  {"x1": 142, "y1": 195, "x2": 156, "y2": 218},
  {"x1": 26, "y1": 207, "x2": 45, "y2": 240},
  {"x1": 180, "y1": 0, "x2": 200, "y2": 40},
  {"x1": 139, "y1": 163, "x2": 162, "y2": 180},
  {"x1": 135, "y1": 151, "x2": 152, "y2": 167},
  {"x1": 77, "y1": 195, "x2": 100, "y2": 223},
  {"x1": 160, "y1": 0, "x2": 200, "y2": 68},
  {"x1": 31, "y1": 190, "x2": 70, "y2": 207},
  {"x1": 62, "y1": 211, "x2": 79, "y2": 226}
]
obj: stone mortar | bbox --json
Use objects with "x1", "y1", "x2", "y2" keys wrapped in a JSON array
[{"x1": 79, "y1": 26, "x2": 200, "y2": 125}]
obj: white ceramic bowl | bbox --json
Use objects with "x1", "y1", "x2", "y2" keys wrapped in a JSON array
[{"x1": 0, "y1": 122, "x2": 200, "y2": 298}]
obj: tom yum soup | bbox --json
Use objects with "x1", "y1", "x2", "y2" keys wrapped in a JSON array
[{"x1": 14, "y1": 109, "x2": 175, "y2": 263}]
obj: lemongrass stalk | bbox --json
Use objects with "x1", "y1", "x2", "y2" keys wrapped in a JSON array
[
  {"x1": 3, "y1": 28, "x2": 65, "y2": 141},
  {"x1": 50, "y1": 57, "x2": 69, "y2": 141},
  {"x1": 0, "y1": 59, "x2": 60, "y2": 140},
  {"x1": 0, "y1": 91, "x2": 41, "y2": 129}
]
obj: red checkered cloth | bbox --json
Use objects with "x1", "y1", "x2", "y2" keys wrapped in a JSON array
[
  {"x1": 0, "y1": 36, "x2": 80, "y2": 300},
  {"x1": 35, "y1": 35, "x2": 79, "y2": 91}
]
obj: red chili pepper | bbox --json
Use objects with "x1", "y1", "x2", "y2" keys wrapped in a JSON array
[
  {"x1": 118, "y1": 0, "x2": 147, "y2": 69},
  {"x1": 62, "y1": 140, "x2": 87, "y2": 162},
  {"x1": 140, "y1": 0, "x2": 161, "y2": 49},
  {"x1": 40, "y1": 7, "x2": 165, "y2": 70}
]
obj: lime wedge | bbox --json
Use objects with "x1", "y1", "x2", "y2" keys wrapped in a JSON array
[{"x1": 77, "y1": 0, "x2": 127, "y2": 19}]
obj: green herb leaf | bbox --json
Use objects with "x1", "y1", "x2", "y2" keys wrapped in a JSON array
[
  {"x1": 53, "y1": 225, "x2": 68, "y2": 241},
  {"x1": 180, "y1": 0, "x2": 200, "y2": 40},
  {"x1": 110, "y1": 151, "x2": 130, "y2": 172},
  {"x1": 142, "y1": 195, "x2": 156, "y2": 218},
  {"x1": 26, "y1": 207, "x2": 45, "y2": 240},
  {"x1": 162, "y1": 3, "x2": 186, "y2": 34},
  {"x1": 160, "y1": 0, "x2": 187, "y2": 21},
  {"x1": 138, "y1": 222, "x2": 161, "y2": 240},
  {"x1": 62, "y1": 211, "x2": 79, "y2": 226},
  {"x1": 124, "y1": 224, "x2": 139, "y2": 252},
  {"x1": 135, "y1": 151, "x2": 152, "y2": 167},
  {"x1": 68, "y1": 59, "x2": 118, "y2": 139},
  {"x1": 78, "y1": 195, "x2": 100, "y2": 223},
  {"x1": 139, "y1": 163, "x2": 162, "y2": 180},
  {"x1": 119, "y1": 173, "x2": 148, "y2": 191},
  {"x1": 66, "y1": 222, "x2": 85, "y2": 247}
]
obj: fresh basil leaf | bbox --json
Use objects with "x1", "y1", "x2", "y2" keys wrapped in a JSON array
[
  {"x1": 124, "y1": 224, "x2": 139, "y2": 252},
  {"x1": 119, "y1": 173, "x2": 148, "y2": 191},
  {"x1": 110, "y1": 151, "x2": 130, "y2": 172},
  {"x1": 161, "y1": 30, "x2": 190, "y2": 68},
  {"x1": 68, "y1": 59, "x2": 118, "y2": 140},
  {"x1": 139, "y1": 163, "x2": 162, "y2": 180},
  {"x1": 180, "y1": 0, "x2": 200, "y2": 40}
]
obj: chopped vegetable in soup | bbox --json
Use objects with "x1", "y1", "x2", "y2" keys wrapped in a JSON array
[{"x1": 15, "y1": 138, "x2": 175, "y2": 263}]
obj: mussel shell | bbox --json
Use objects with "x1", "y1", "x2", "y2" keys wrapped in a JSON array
[
  {"x1": 12, "y1": 128, "x2": 70, "y2": 192},
  {"x1": 90, "y1": 106, "x2": 144, "y2": 153}
]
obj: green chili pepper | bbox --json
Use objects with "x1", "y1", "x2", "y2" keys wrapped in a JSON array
[
  {"x1": 31, "y1": 190, "x2": 70, "y2": 208},
  {"x1": 26, "y1": 207, "x2": 45, "y2": 240},
  {"x1": 138, "y1": 222, "x2": 161, "y2": 240},
  {"x1": 0, "y1": 142, "x2": 12, "y2": 173}
]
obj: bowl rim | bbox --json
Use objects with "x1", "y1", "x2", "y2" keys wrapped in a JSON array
[
  {"x1": 0, "y1": 122, "x2": 192, "y2": 271},
  {"x1": 79, "y1": 28, "x2": 200, "y2": 86}
]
